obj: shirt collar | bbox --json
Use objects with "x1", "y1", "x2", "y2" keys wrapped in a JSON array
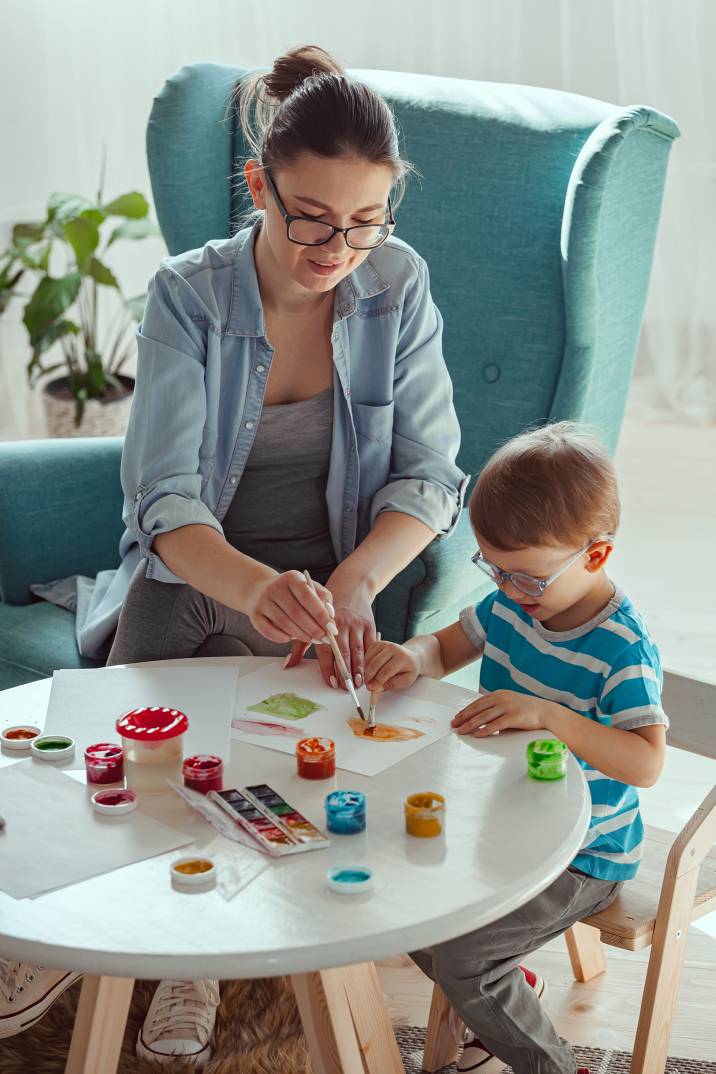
[{"x1": 227, "y1": 220, "x2": 391, "y2": 337}]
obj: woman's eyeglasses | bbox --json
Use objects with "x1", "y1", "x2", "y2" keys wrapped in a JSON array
[{"x1": 263, "y1": 170, "x2": 395, "y2": 250}]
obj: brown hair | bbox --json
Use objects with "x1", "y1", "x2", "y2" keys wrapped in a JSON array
[
  {"x1": 235, "y1": 46, "x2": 414, "y2": 202},
  {"x1": 469, "y1": 422, "x2": 620, "y2": 550}
]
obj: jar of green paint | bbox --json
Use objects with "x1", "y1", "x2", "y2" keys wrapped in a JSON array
[{"x1": 526, "y1": 739, "x2": 568, "y2": 781}]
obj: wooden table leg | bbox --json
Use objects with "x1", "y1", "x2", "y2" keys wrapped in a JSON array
[
  {"x1": 292, "y1": 962, "x2": 405, "y2": 1074},
  {"x1": 64, "y1": 975, "x2": 135, "y2": 1074}
]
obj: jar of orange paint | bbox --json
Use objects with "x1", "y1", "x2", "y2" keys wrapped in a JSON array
[
  {"x1": 296, "y1": 737, "x2": 336, "y2": 780},
  {"x1": 404, "y1": 791, "x2": 445, "y2": 838}
]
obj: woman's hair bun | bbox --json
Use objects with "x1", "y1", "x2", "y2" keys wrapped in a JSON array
[{"x1": 262, "y1": 46, "x2": 345, "y2": 103}]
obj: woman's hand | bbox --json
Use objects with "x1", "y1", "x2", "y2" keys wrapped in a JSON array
[
  {"x1": 364, "y1": 640, "x2": 422, "y2": 693},
  {"x1": 451, "y1": 690, "x2": 548, "y2": 737},
  {"x1": 246, "y1": 570, "x2": 334, "y2": 646},
  {"x1": 284, "y1": 577, "x2": 376, "y2": 688}
]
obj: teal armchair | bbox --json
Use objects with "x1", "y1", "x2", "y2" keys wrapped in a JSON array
[{"x1": 0, "y1": 65, "x2": 678, "y2": 689}]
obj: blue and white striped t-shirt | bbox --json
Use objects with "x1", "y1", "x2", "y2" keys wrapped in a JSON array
[{"x1": 459, "y1": 586, "x2": 667, "y2": 881}]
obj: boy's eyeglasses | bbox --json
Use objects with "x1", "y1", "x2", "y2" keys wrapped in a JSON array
[
  {"x1": 471, "y1": 537, "x2": 614, "y2": 599},
  {"x1": 263, "y1": 169, "x2": 395, "y2": 250}
]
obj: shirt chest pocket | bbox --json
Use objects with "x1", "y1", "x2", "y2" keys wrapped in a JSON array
[{"x1": 351, "y1": 400, "x2": 394, "y2": 499}]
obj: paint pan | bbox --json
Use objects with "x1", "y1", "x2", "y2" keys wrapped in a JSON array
[
  {"x1": 244, "y1": 784, "x2": 331, "y2": 847},
  {"x1": 210, "y1": 787, "x2": 329, "y2": 856},
  {"x1": 171, "y1": 856, "x2": 217, "y2": 889},
  {"x1": 91, "y1": 788, "x2": 138, "y2": 816}
]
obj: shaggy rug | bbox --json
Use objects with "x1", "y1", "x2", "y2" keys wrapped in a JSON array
[{"x1": 1, "y1": 978, "x2": 714, "y2": 1074}]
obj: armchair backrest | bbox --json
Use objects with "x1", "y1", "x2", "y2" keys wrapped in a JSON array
[{"x1": 147, "y1": 63, "x2": 678, "y2": 480}]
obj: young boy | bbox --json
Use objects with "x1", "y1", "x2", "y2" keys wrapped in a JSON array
[{"x1": 365, "y1": 422, "x2": 667, "y2": 1074}]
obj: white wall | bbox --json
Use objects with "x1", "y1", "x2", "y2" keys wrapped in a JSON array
[{"x1": 1, "y1": 0, "x2": 714, "y2": 437}]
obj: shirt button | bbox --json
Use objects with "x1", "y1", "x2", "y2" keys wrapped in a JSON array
[
  {"x1": 482, "y1": 363, "x2": 501, "y2": 384},
  {"x1": 134, "y1": 491, "x2": 141, "y2": 501},
  {"x1": 256, "y1": 364, "x2": 265, "y2": 374},
  {"x1": 229, "y1": 476, "x2": 237, "y2": 485},
  {"x1": 245, "y1": 421, "x2": 254, "y2": 430}
]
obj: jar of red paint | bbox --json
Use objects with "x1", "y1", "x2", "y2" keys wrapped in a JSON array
[
  {"x1": 296, "y1": 737, "x2": 336, "y2": 780},
  {"x1": 84, "y1": 742, "x2": 124, "y2": 785},
  {"x1": 182, "y1": 754, "x2": 224, "y2": 794}
]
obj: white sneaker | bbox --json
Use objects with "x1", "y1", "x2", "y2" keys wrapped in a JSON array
[
  {"x1": 136, "y1": 978, "x2": 220, "y2": 1067},
  {"x1": 0, "y1": 959, "x2": 82, "y2": 1037},
  {"x1": 457, "y1": 966, "x2": 546, "y2": 1072}
]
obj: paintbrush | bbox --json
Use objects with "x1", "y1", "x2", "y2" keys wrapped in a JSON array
[
  {"x1": 303, "y1": 570, "x2": 367, "y2": 721},
  {"x1": 367, "y1": 632, "x2": 381, "y2": 734}
]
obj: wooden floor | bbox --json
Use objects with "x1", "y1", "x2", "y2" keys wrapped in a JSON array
[{"x1": 377, "y1": 413, "x2": 716, "y2": 1062}]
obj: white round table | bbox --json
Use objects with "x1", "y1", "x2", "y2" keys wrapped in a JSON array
[{"x1": 0, "y1": 657, "x2": 590, "y2": 1074}]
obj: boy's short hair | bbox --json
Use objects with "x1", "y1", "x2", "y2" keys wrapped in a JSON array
[{"x1": 469, "y1": 422, "x2": 620, "y2": 550}]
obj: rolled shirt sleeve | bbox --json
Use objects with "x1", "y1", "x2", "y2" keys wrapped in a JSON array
[
  {"x1": 369, "y1": 258, "x2": 469, "y2": 538},
  {"x1": 121, "y1": 267, "x2": 224, "y2": 583}
]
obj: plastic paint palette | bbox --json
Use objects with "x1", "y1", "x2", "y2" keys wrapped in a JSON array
[{"x1": 209, "y1": 785, "x2": 330, "y2": 857}]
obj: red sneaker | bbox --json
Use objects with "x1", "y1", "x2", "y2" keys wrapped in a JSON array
[{"x1": 456, "y1": 966, "x2": 547, "y2": 1072}]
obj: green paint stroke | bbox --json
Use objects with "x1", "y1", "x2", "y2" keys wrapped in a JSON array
[{"x1": 247, "y1": 693, "x2": 321, "y2": 720}]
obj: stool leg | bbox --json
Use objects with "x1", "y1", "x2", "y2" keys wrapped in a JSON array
[
  {"x1": 423, "y1": 982, "x2": 461, "y2": 1072},
  {"x1": 565, "y1": 922, "x2": 607, "y2": 982},
  {"x1": 64, "y1": 975, "x2": 134, "y2": 1074}
]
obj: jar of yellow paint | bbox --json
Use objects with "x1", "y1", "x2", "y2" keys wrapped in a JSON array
[{"x1": 404, "y1": 792, "x2": 445, "y2": 838}]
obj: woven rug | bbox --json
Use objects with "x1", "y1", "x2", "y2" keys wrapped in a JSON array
[{"x1": 1, "y1": 977, "x2": 714, "y2": 1074}]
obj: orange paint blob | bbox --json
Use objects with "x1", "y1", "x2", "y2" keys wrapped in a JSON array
[{"x1": 347, "y1": 719, "x2": 423, "y2": 742}]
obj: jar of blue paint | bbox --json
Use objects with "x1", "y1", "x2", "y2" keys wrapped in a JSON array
[{"x1": 325, "y1": 790, "x2": 366, "y2": 835}]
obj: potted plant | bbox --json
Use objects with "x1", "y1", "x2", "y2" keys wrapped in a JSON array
[{"x1": 2, "y1": 172, "x2": 158, "y2": 436}]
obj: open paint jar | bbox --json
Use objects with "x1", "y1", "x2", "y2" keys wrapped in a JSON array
[
  {"x1": 183, "y1": 754, "x2": 223, "y2": 794},
  {"x1": 325, "y1": 790, "x2": 366, "y2": 834},
  {"x1": 116, "y1": 707, "x2": 189, "y2": 793},
  {"x1": 527, "y1": 739, "x2": 568, "y2": 781},
  {"x1": 171, "y1": 857, "x2": 217, "y2": 889},
  {"x1": 85, "y1": 742, "x2": 124, "y2": 785},
  {"x1": 404, "y1": 791, "x2": 445, "y2": 838},
  {"x1": 91, "y1": 788, "x2": 138, "y2": 816},
  {"x1": 296, "y1": 737, "x2": 336, "y2": 780}
]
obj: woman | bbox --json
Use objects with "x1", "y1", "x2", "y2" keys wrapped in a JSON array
[{"x1": 0, "y1": 47, "x2": 466, "y2": 1066}]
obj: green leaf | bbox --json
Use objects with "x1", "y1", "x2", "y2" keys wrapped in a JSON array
[
  {"x1": 107, "y1": 217, "x2": 159, "y2": 246},
  {"x1": 12, "y1": 221, "x2": 46, "y2": 244},
  {"x1": 34, "y1": 318, "x2": 80, "y2": 355},
  {"x1": 23, "y1": 273, "x2": 81, "y2": 344},
  {"x1": 88, "y1": 256, "x2": 119, "y2": 288},
  {"x1": 64, "y1": 217, "x2": 100, "y2": 272},
  {"x1": 81, "y1": 207, "x2": 105, "y2": 227},
  {"x1": 102, "y1": 192, "x2": 149, "y2": 219},
  {"x1": 125, "y1": 293, "x2": 147, "y2": 322},
  {"x1": 85, "y1": 347, "x2": 107, "y2": 396},
  {"x1": 48, "y1": 193, "x2": 95, "y2": 224}
]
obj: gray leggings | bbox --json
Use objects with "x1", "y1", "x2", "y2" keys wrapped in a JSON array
[
  {"x1": 411, "y1": 867, "x2": 621, "y2": 1074},
  {"x1": 107, "y1": 559, "x2": 295, "y2": 665}
]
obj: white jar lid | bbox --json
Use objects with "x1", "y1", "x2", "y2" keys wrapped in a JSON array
[
  {"x1": 30, "y1": 735, "x2": 75, "y2": 762},
  {"x1": 92, "y1": 789, "x2": 138, "y2": 816},
  {"x1": 1, "y1": 725, "x2": 42, "y2": 752},
  {"x1": 326, "y1": 865, "x2": 374, "y2": 895},
  {"x1": 170, "y1": 857, "x2": 217, "y2": 888}
]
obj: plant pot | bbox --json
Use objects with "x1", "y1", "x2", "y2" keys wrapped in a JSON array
[{"x1": 42, "y1": 375, "x2": 134, "y2": 438}]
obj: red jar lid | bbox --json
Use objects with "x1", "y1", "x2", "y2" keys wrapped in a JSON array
[{"x1": 116, "y1": 706, "x2": 189, "y2": 741}]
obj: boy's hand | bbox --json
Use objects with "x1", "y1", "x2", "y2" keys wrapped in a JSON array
[
  {"x1": 364, "y1": 640, "x2": 421, "y2": 692},
  {"x1": 452, "y1": 689, "x2": 547, "y2": 736}
]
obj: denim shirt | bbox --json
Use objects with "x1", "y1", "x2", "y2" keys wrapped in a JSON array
[{"x1": 66, "y1": 222, "x2": 467, "y2": 657}]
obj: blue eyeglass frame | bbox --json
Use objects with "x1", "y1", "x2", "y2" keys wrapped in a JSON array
[{"x1": 471, "y1": 536, "x2": 614, "y2": 598}]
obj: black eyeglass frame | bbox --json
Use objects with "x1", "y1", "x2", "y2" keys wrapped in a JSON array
[{"x1": 262, "y1": 169, "x2": 395, "y2": 250}]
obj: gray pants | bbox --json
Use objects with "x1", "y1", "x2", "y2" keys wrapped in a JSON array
[
  {"x1": 107, "y1": 559, "x2": 294, "y2": 665},
  {"x1": 410, "y1": 867, "x2": 621, "y2": 1074}
]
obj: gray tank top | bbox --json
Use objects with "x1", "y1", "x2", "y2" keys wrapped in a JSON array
[{"x1": 222, "y1": 387, "x2": 337, "y2": 583}]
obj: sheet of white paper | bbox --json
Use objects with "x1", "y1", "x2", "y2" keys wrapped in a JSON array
[
  {"x1": 44, "y1": 666, "x2": 239, "y2": 770},
  {"x1": 0, "y1": 762, "x2": 195, "y2": 899},
  {"x1": 231, "y1": 662, "x2": 461, "y2": 776}
]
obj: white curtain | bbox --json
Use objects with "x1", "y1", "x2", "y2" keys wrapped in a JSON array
[{"x1": 1, "y1": 0, "x2": 714, "y2": 439}]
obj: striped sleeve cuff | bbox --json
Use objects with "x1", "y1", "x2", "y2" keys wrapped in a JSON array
[
  {"x1": 459, "y1": 605, "x2": 486, "y2": 654},
  {"x1": 611, "y1": 706, "x2": 670, "y2": 731}
]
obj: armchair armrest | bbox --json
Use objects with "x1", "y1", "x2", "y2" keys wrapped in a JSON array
[{"x1": 0, "y1": 438, "x2": 124, "y2": 605}]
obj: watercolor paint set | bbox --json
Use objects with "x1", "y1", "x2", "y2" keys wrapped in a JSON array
[{"x1": 209, "y1": 784, "x2": 330, "y2": 857}]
